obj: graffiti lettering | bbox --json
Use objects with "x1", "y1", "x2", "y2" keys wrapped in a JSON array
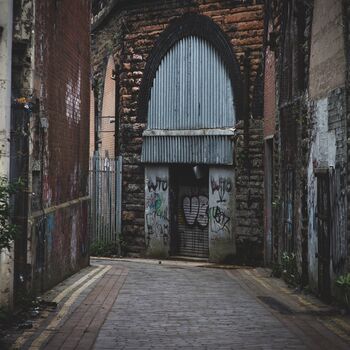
[
  {"x1": 145, "y1": 174, "x2": 169, "y2": 248},
  {"x1": 209, "y1": 206, "x2": 230, "y2": 230},
  {"x1": 147, "y1": 176, "x2": 168, "y2": 192},
  {"x1": 210, "y1": 177, "x2": 232, "y2": 203},
  {"x1": 183, "y1": 195, "x2": 209, "y2": 228},
  {"x1": 146, "y1": 213, "x2": 169, "y2": 248},
  {"x1": 146, "y1": 192, "x2": 168, "y2": 219}
]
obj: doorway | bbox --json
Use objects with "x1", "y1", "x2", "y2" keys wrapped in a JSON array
[{"x1": 172, "y1": 166, "x2": 209, "y2": 258}]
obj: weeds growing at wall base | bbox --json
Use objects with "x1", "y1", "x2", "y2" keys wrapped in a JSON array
[
  {"x1": 90, "y1": 236, "x2": 127, "y2": 257},
  {"x1": 336, "y1": 273, "x2": 350, "y2": 310},
  {"x1": 0, "y1": 177, "x2": 23, "y2": 251}
]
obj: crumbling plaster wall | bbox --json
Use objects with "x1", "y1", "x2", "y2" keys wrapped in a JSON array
[
  {"x1": 270, "y1": 0, "x2": 313, "y2": 283},
  {"x1": 307, "y1": 0, "x2": 347, "y2": 290}
]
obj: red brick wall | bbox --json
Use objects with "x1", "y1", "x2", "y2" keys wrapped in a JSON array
[
  {"x1": 35, "y1": 0, "x2": 90, "y2": 206},
  {"x1": 30, "y1": 0, "x2": 90, "y2": 290}
]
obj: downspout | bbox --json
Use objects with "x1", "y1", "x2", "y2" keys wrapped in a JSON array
[{"x1": 0, "y1": 0, "x2": 14, "y2": 308}]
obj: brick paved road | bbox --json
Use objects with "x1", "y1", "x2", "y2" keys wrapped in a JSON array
[
  {"x1": 92, "y1": 260, "x2": 349, "y2": 350},
  {"x1": 11, "y1": 259, "x2": 350, "y2": 350}
]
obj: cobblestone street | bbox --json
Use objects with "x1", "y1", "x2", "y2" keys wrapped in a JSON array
[{"x1": 10, "y1": 259, "x2": 350, "y2": 350}]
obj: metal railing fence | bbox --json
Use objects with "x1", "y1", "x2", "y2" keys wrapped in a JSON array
[{"x1": 89, "y1": 155, "x2": 122, "y2": 251}]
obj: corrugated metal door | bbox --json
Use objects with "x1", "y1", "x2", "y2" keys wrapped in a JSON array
[{"x1": 177, "y1": 185, "x2": 209, "y2": 258}]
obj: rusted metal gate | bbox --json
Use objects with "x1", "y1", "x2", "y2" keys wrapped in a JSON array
[
  {"x1": 89, "y1": 155, "x2": 122, "y2": 249},
  {"x1": 316, "y1": 170, "x2": 331, "y2": 302}
]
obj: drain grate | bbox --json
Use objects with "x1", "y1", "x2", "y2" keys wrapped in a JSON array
[{"x1": 257, "y1": 296, "x2": 294, "y2": 315}]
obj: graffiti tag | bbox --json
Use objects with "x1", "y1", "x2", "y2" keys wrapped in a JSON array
[
  {"x1": 147, "y1": 176, "x2": 168, "y2": 192},
  {"x1": 146, "y1": 213, "x2": 169, "y2": 248},
  {"x1": 182, "y1": 195, "x2": 209, "y2": 228},
  {"x1": 146, "y1": 192, "x2": 168, "y2": 219},
  {"x1": 209, "y1": 206, "x2": 230, "y2": 232},
  {"x1": 210, "y1": 177, "x2": 232, "y2": 203}
]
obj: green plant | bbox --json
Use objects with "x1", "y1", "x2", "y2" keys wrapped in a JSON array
[
  {"x1": 336, "y1": 273, "x2": 350, "y2": 309},
  {"x1": 118, "y1": 233, "x2": 128, "y2": 256},
  {"x1": 0, "y1": 177, "x2": 23, "y2": 251},
  {"x1": 281, "y1": 251, "x2": 301, "y2": 286},
  {"x1": 271, "y1": 262, "x2": 282, "y2": 278},
  {"x1": 90, "y1": 240, "x2": 120, "y2": 257},
  {"x1": 272, "y1": 196, "x2": 281, "y2": 209}
]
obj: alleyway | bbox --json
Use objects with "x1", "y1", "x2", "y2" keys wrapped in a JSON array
[{"x1": 11, "y1": 259, "x2": 350, "y2": 350}]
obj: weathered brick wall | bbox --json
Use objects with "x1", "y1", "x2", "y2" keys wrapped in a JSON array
[
  {"x1": 92, "y1": 0, "x2": 265, "y2": 256},
  {"x1": 25, "y1": 0, "x2": 90, "y2": 292},
  {"x1": 235, "y1": 119, "x2": 264, "y2": 264},
  {"x1": 34, "y1": 0, "x2": 90, "y2": 206},
  {"x1": 269, "y1": 0, "x2": 313, "y2": 282},
  {"x1": 344, "y1": 0, "x2": 350, "y2": 273},
  {"x1": 263, "y1": 24, "x2": 276, "y2": 138},
  {"x1": 270, "y1": 0, "x2": 350, "y2": 291}
]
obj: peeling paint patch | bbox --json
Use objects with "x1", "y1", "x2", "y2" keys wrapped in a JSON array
[
  {"x1": 307, "y1": 92, "x2": 346, "y2": 290},
  {"x1": 46, "y1": 213, "x2": 55, "y2": 257},
  {"x1": 43, "y1": 175, "x2": 52, "y2": 207},
  {"x1": 308, "y1": 98, "x2": 331, "y2": 288},
  {"x1": 70, "y1": 215, "x2": 77, "y2": 267}
]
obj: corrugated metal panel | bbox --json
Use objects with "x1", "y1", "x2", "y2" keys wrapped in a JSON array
[
  {"x1": 147, "y1": 36, "x2": 235, "y2": 130},
  {"x1": 141, "y1": 135, "x2": 233, "y2": 164}
]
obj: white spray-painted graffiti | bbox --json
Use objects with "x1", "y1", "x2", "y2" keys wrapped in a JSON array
[
  {"x1": 209, "y1": 175, "x2": 232, "y2": 236},
  {"x1": 65, "y1": 67, "x2": 81, "y2": 125},
  {"x1": 145, "y1": 176, "x2": 169, "y2": 247},
  {"x1": 209, "y1": 206, "x2": 230, "y2": 234},
  {"x1": 182, "y1": 195, "x2": 209, "y2": 228},
  {"x1": 210, "y1": 177, "x2": 232, "y2": 203}
]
